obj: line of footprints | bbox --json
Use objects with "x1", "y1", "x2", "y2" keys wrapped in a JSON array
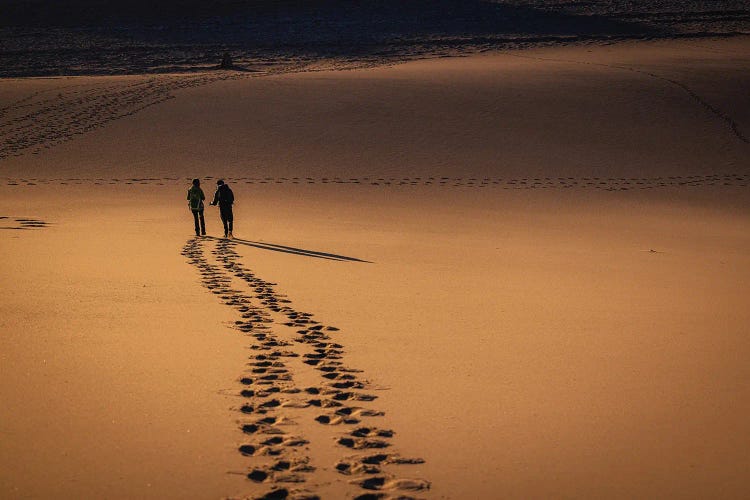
[
  {"x1": 0, "y1": 216, "x2": 49, "y2": 231},
  {"x1": 181, "y1": 238, "x2": 429, "y2": 500},
  {"x1": 5, "y1": 173, "x2": 749, "y2": 190},
  {"x1": 0, "y1": 60, "x2": 373, "y2": 163},
  {"x1": 0, "y1": 72, "x2": 254, "y2": 161}
]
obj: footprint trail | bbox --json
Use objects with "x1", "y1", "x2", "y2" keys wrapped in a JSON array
[{"x1": 181, "y1": 237, "x2": 429, "y2": 499}]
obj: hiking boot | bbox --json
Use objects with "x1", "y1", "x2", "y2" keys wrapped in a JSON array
[{"x1": 228, "y1": 231, "x2": 233, "y2": 239}]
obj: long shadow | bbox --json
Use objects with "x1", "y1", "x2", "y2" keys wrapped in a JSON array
[{"x1": 204, "y1": 236, "x2": 372, "y2": 263}]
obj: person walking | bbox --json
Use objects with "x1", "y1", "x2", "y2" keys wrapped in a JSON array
[
  {"x1": 210, "y1": 179, "x2": 234, "y2": 238},
  {"x1": 187, "y1": 178, "x2": 206, "y2": 236}
]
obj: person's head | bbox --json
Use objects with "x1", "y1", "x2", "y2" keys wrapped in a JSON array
[
  {"x1": 217, "y1": 179, "x2": 225, "y2": 186},
  {"x1": 192, "y1": 178, "x2": 200, "y2": 187}
]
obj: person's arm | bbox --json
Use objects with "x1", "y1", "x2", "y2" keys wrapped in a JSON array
[{"x1": 210, "y1": 189, "x2": 219, "y2": 205}]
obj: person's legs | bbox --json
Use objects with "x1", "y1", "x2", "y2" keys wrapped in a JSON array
[
  {"x1": 220, "y1": 207, "x2": 229, "y2": 237},
  {"x1": 226, "y1": 206, "x2": 233, "y2": 235},
  {"x1": 192, "y1": 210, "x2": 200, "y2": 236},
  {"x1": 198, "y1": 209, "x2": 206, "y2": 235}
]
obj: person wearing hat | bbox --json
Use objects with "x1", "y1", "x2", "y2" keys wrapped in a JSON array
[
  {"x1": 187, "y1": 178, "x2": 206, "y2": 237},
  {"x1": 210, "y1": 179, "x2": 235, "y2": 238}
]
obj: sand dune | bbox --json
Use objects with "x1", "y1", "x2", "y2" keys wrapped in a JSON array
[
  {"x1": 2, "y1": 38, "x2": 748, "y2": 182},
  {"x1": 1, "y1": 37, "x2": 750, "y2": 499},
  {"x1": 3, "y1": 0, "x2": 747, "y2": 77}
]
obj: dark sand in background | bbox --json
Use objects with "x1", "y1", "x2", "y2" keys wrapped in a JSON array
[{"x1": 2, "y1": 0, "x2": 748, "y2": 77}]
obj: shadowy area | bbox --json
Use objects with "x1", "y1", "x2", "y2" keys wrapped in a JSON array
[
  {"x1": 0, "y1": 0, "x2": 656, "y2": 77},
  {"x1": 2, "y1": 0, "x2": 646, "y2": 34},
  {"x1": 204, "y1": 236, "x2": 371, "y2": 263},
  {"x1": 0, "y1": 1, "x2": 746, "y2": 76}
]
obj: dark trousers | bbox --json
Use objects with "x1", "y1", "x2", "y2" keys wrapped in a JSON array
[
  {"x1": 192, "y1": 209, "x2": 205, "y2": 235},
  {"x1": 219, "y1": 205, "x2": 233, "y2": 235}
]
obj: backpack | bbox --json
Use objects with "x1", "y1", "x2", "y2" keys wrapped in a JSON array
[{"x1": 188, "y1": 187, "x2": 203, "y2": 210}]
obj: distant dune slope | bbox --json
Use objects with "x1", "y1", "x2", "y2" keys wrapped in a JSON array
[{"x1": 1, "y1": 0, "x2": 748, "y2": 76}]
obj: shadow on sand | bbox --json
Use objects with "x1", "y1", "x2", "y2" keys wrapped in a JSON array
[
  {"x1": 203, "y1": 236, "x2": 371, "y2": 263},
  {"x1": 1, "y1": 0, "x2": 661, "y2": 78}
]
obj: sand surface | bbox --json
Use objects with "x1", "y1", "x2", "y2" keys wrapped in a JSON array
[{"x1": 1, "y1": 38, "x2": 750, "y2": 499}]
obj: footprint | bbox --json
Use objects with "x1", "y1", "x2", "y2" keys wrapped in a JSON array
[
  {"x1": 354, "y1": 476, "x2": 430, "y2": 493},
  {"x1": 337, "y1": 437, "x2": 390, "y2": 449},
  {"x1": 183, "y1": 236, "x2": 428, "y2": 498},
  {"x1": 331, "y1": 391, "x2": 377, "y2": 402}
]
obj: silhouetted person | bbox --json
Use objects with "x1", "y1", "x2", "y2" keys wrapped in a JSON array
[
  {"x1": 187, "y1": 178, "x2": 206, "y2": 236},
  {"x1": 210, "y1": 179, "x2": 234, "y2": 238},
  {"x1": 220, "y1": 52, "x2": 233, "y2": 69}
]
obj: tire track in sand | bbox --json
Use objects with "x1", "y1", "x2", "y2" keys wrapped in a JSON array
[{"x1": 181, "y1": 237, "x2": 429, "y2": 500}]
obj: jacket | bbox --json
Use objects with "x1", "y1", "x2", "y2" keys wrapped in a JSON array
[
  {"x1": 187, "y1": 186, "x2": 205, "y2": 211},
  {"x1": 212, "y1": 184, "x2": 234, "y2": 207}
]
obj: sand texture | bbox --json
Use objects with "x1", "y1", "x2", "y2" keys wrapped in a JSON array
[{"x1": 1, "y1": 37, "x2": 750, "y2": 499}]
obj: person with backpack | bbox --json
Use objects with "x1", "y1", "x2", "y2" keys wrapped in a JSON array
[
  {"x1": 187, "y1": 178, "x2": 206, "y2": 237},
  {"x1": 210, "y1": 179, "x2": 234, "y2": 238}
]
